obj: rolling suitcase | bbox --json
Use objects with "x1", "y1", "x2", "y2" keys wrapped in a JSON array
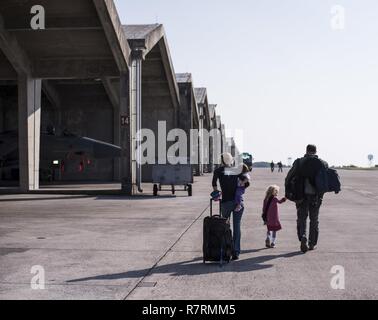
[{"x1": 203, "y1": 199, "x2": 234, "y2": 265}]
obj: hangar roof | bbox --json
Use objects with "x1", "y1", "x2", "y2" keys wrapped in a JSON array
[
  {"x1": 124, "y1": 24, "x2": 161, "y2": 40},
  {"x1": 209, "y1": 104, "x2": 217, "y2": 120},
  {"x1": 124, "y1": 24, "x2": 180, "y2": 109},
  {"x1": 216, "y1": 116, "x2": 222, "y2": 129},
  {"x1": 194, "y1": 88, "x2": 207, "y2": 105},
  {"x1": 175, "y1": 73, "x2": 192, "y2": 83},
  {"x1": 0, "y1": 0, "x2": 130, "y2": 79},
  {"x1": 175, "y1": 73, "x2": 200, "y2": 128},
  {"x1": 194, "y1": 87, "x2": 211, "y2": 129}
]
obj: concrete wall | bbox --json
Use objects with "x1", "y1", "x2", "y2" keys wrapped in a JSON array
[
  {"x1": 0, "y1": 85, "x2": 57, "y2": 133},
  {"x1": 0, "y1": 86, "x2": 16, "y2": 182},
  {"x1": 0, "y1": 85, "x2": 18, "y2": 132}
]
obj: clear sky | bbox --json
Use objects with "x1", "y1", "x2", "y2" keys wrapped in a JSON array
[{"x1": 115, "y1": 0, "x2": 378, "y2": 167}]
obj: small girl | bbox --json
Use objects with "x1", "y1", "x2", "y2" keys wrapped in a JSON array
[
  {"x1": 235, "y1": 164, "x2": 251, "y2": 212},
  {"x1": 262, "y1": 185, "x2": 286, "y2": 248}
]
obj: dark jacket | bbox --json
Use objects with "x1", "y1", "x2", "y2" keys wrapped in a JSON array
[
  {"x1": 287, "y1": 154, "x2": 328, "y2": 193},
  {"x1": 212, "y1": 166, "x2": 239, "y2": 203}
]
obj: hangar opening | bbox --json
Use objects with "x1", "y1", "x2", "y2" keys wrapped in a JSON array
[{"x1": 0, "y1": 0, "x2": 131, "y2": 192}]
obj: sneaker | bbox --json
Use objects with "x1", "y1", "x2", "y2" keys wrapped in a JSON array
[
  {"x1": 270, "y1": 242, "x2": 276, "y2": 248},
  {"x1": 265, "y1": 239, "x2": 271, "y2": 248},
  {"x1": 300, "y1": 237, "x2": 308, "y2": 253},
  {"x1": 309, "y1": 245, "x2": 316, "y2": 251},
  {"x1": 232, "y1": 255, "x2": 239, "y2": 261}
]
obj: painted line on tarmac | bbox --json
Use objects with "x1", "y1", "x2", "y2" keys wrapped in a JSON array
[{"x1": 122, "y1": 203, "x2": 210, "y2": 300}]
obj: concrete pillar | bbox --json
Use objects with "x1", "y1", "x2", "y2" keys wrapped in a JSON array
[
  {"x1": 130, "y1": 50, "x2": 143, "y2": 192},
  {"x1": 221, "y1": 128, "x2": 227, "y2": 154},
  {"x1": 18, "y1": 76, "x2": 41, "y2": 191},
  {"x1": 231, "y1": 143, "x2": 236, "y2": 157},
  {"x1": 201, "y1": 126, "x2": 210, "y2": 174},
  {"x1": 190, "y1": 127, "x2": 200, "y2": 176},
  {"x1": 209, "y1": 136, "x2": 214, "y2": 173},
  {"x1": 192, "y1": 125, "x2": 201, "y2": 176},
  {"x1": 198, "y1": 108, "x2": 204, "y2": 176},
  {"x1": 119, "y1": 72, "x2": 133, "y2": 195}
]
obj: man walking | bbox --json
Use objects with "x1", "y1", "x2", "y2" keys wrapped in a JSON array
[
  {"x1": 286, "y1": 145, "x2": 328, "y2": 253},
  {"x1": 270, "y1": 161, "x2": 275, "y2": 173},
  {"x1": 278, "y1": 161, "x2": 283, "y2": 173},
  {"x1": 212, "y1": 153, "x2": 249, "y2": 260}
]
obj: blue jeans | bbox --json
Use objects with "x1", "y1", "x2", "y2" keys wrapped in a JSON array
[{"x1": 221, "y1": 200, "x2": 244, "y2": 256}]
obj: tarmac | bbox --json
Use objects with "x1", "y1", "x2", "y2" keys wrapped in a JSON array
[{"x1": 0, "y1": 168, "x2": 377, "y2": 300}]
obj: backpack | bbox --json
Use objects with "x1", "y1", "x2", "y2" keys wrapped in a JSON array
[
  {"x1": 327, "y1": 168, "x2": 341, "y2": 194},
  {"x1": 285, "y1": 159, "x2": 305, "y2": 201}
]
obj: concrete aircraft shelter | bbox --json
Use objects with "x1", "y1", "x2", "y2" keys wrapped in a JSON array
[
  {"x1": 0, "y1": 1, "x2": 240, "y2": 195},
  {"x1": 208, "y1": 103, "x2": 218, "y2": 172},
  {"x1": 216, "y1": 116, "x2": 227, "y2": 155},
  {"x1": 176, "y1": 73, "x2": 202, "y2": 177},
  {"x1": 0, "y1": 0, "x2": 135, "y2": 193},
  {"x1": 227, "y1": 137, "x2": 236, "y2": 158},
  {"x1": 45, "y1": 23, "x2": 182, "y2": 187},
  {"x1": 208, "y1": 104, "x2": 217, "y2": 131},
  {"x1": 122, "y1": 24, "x2": 181, "y2": 184},
  {"x1": 194, "y1": 88, "x2": 212, "y2": 174}
]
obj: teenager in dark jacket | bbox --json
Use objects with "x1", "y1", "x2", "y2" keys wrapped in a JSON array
[{"x1": 286, "y1": 145, "x2": 328, "y2": 253}]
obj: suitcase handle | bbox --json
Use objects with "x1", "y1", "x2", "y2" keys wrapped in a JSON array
[{"x1": 210, "y1": 199, "x2": 222, "y2": 217}]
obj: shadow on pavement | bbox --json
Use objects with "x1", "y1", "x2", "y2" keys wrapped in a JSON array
[
  {"x1": 66, "y1": 250, "x2": 302, "y2": 283},
  {"x1": 0, "y1": 195, "x2": 93, "y2": 202},
  {"x1": 0, "y1": 195, "x2": 180, "y2": 201},
  {"x1": 95, "y1": 195, "x2": 178, "y2": 201}
]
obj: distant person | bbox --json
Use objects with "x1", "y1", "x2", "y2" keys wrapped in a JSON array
[
  {"x1": 235, "y1": 164, "x2": 251, "y2": 213},
  {"x1": 285, "y1": 145, "x2": 328, "y2": 253},
  {"x1": 262, "y1": 185, "x2": 286, "y2": 248},
  {"x1": 278, "y1": 162, "x2": 283, "y2": 173},
  {"x1": 212, "y1": 153, "x2": 250, "y2": 260},
  {"x1": 270, "y1": 161, "x2": 275, "y2": 173}
]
